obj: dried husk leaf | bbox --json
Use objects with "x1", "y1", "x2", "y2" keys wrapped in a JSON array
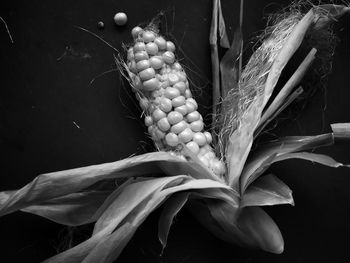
[
  {"x1": 225, "y1": 5, "x2": 349, "y2": 190},
  {"x1": 331, "y1": 123, "x2": 350, "y2": 139},
  {"x1": 84, "y1": 178, "x2": 234, "y2": 262},
  {"x1": 241, "y1": 174, "x2": 294, "y2": 207},
  {"x1": 82, "y1": 222, "x2": 135, "y2": 263},
  {"x1": 0, "y1": 152, "x2": 217, "y2": 217},
  {"x1": 274, "y1": 152, "x2": 348, "y2": 167},
  {"x1": 189, "y1": 199, "x2": 284, "y2": 254},
  {"x1": 158, "y1": 192, "x2": 190, "y2": 249},
  {"x1": 257, "y1": 47, "x2": 316, "y2": 136},
  {"x1": 92, "y1": 176, "x2": 188, "y2": 235},
  {"x1": 216, "y1": 29, "x2": 242, "y2": 147},
  {"x1": 21, "y1": 190, "x2": 112, "y2": 226},
  {"x1": 45, "y1": 176, "x2": 232, "y2": 263},
  {"x1": 255, "y1": 86, "x2": 304, "y2": 137},
  {"x1": 240, "y1": 132, "x2": 335, "y2": 193},
  {"x1": 218, "y1": 0, "x2": 230, "y2": 48},
  {"x1": 220, "y1": 29, "x2": 241, "y2": 99}
]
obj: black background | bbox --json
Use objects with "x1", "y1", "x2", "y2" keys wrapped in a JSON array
[{"x1": 1, "y1": 0, "x2": 350, "y2": 262}]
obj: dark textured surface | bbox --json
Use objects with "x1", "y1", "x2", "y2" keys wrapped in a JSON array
[{"x1": 1, "y1": 0, "x2": 350, "y2": 262}]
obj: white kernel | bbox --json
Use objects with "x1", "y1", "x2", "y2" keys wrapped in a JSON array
[
  {"x1": 185, "y1": 101, "x2": 196, "y2": 113},
  {"x1": 168, "y1": 73, "x2": 179, "y2": 85},
  {"x1": 190, "y1": 120, "x2": 204, "y2": 132},
  {"x1": 127, "y1": 48, "x2": 134, "y2": 61},
  {"x1": 146, "y1": 42, "x2": 158, "y2": 55},
  {"x1": 160, "y1": 80, "x2": 170, "y2": 89},
  {"x1": 186, "y1": 141, "x2": 199, "y2": 154},
  {"x1": 131, "y1": 26, "x2": 143, "y2": 39},
  {"x1": 133, "y1": 42, "x2": 146, "y2": 52},
  {"x1": 170, "y1": 120, "x2": 188, "y2": 134},
  {"x1": 159, "y1": 68, "x2": 167, "y2": 75},
  {"x1": 136, "y1": 60, "x2": 150, "y2": 72},
  {"x1": 172, "y1": 96, "x2": 186, "y2": 107},
  {"x1": 174, "y1": 105, "x2": 188, "y2": 116},
  {"x1": 153, "y1": 97, "x2": 161, "y2": 105},
  {"x1": 134, "y1": 51, "x2": 149, "y2": 62},
  {"x1": 128, "y1": 60, "x2": 137, "y2": 73},
  {"x1": 167, "y1": 111, "x2": 183, "y2": 125},
  {"x1": 199, "y1": 156, "x2": 209, "y2": 167},
  {"x1": 185, "y1": 89, "x2": 192, "y2": 98},
  {"x1": 177, "y1": 72, "x2": 187, "y2": 82},
  {"x1": 193, "y1": 132, "x2": 207, "y2": 146},
  {"x1": 205, "y1": 151, "x2": 216, "y2": 160},
  {"x1": 142, "y1": 31, "x2": 156, "y2": 43},
  {"x1": 132, "y1": 75, "x2": 142, "y2": 90},
  {"x1": 159, "y1": 73, "x2": 168, "y2": 82},
  {"x1": 186, "y1": 111, "x2": 200, "y2": 122},
  {"x1": 148, "y1": 125, "x2": 154, "y2": 135},
  {"x1": 151, "y1": 88, "x2": 163, "y2": 99},
  {"x1": 144, "y1": 116, "x2": 153, "y2": 127},
  {"x1": 154, "y1": 37, "x2": 167, "y2": 50},
  {"x1": 152, "y1": 108, "x2": 166, "y2": 122},
  {"x1": 114, "y1": 12, "x2": 128, "y2": 26},
  {"x1": 148, "y1": 104, "x2": 156, "y2": 112},
  {"x1": 186, "y1": 98, "x2": 198, "y2": 109},
  {"x1": 172, "y1": 62, "x2": 182, "y2": 71},
  {"x1": 165, "y1": 133, "x2": 179, "y2": 147},
  {"x1": 162, "y1": 51, "x2": 175, "y2": 64},
  {"x1": 154, "y1": 128, "x2": 165, "y2": 140},
  {"x1": 211, "y1": 159, "x2": 226, "y2": 175},
  {"x1": 166, "y1": 41, "x2": 176, "y2": 52},
  {"x1": 157, "y1": 117, "x2": 171, "y2": 132},
  {"x1": 129, "y1": 72, "x2": 136, "y2": 81},
  {"x1": 164, "y1": 87, "x2": 180, "y2": 99},
  {"x1": 151, "y1": 133, "x2": 159, "y2": 142},
  {"x1": 139, "y1": 68, "x2": 155, "y2": 81},
  {"x1": 173, "y1": 81, "x2": 187, "y2": 94},
  {"x1": 149, "y1": 56, "x2": 164, "y2": 70},
  {"x1": 139, "y1": 98, "x2": 149, "y2": 110},
  {"x1": 159, "y1": 97, "x2": 172, "y2": 113},
  {"x1": 204, "y1": 131, "x2": 212, "y2": 144},
  {"x1": 178, "y1": 128, "x2": 193, "y2": 143},
  {"x1": 199, "y1": 145, "x2": 211, "y2": 156},
  {"x1": 143, "y1": 78, "x2": 160, "y2": 91}
]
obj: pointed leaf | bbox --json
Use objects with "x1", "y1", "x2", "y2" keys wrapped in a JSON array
[
  {"x1": 241, "y1": 174, "x2": 294, "y2": 207},
  {"x1": 257, "y1": 47, "x2": 316, "y2": 135},
  {"x1": 237, "y1": 206, "x2": 284, "y2": 254},
  {"x1": 255, "y1": 86, "x2": 304, "y2": 137},
  {"x1": 274, "y1": 152, "x2": 348, "y2": 168},
  {"x1": 220, "y1": 28, "x2": 241, "y2": 101},
  {"x1": 93, "y1": 175, "x2": 189, "y2": 235},
  {"x1": 241, "y1": 132, "x2": 334, "y2": 192},
  {"x1": 263, "y1": 10, "x2": 315, "y2": 109},
  {"x1": 21, "y1": 190, "x2": 112, "y2": 226},
  {"x1": 331, "y1": 123, "x2": 350, "y2": 139},
  {"x1": 189, "y1": 200, "x2": 284, "y2": 254},
  {"x1": 0, "y1": 151, "x2": 217, "y2": 217},
  {"x1": 46, "y1": 176, "x2": 234, "y2": 262},
  {"x1": 82, "y1": 223, "x2": 136, "y2": 263},
  {"x1": 314, "y1": 5, "x2": 350, "y2": 30},
  {"x1": 43, "y1": 176, "x2": 187, "y2": 263},
  {"x1": 218, "y1": 0, "x2": 230, "y2": 48},
  {"x1": 158, "y1": 192, "x2": 190, "y2": 249}
]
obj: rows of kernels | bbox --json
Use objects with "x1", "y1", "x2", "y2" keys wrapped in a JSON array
[{"x1": 127, "y1": 26, "x2": 225, "y2": 177}]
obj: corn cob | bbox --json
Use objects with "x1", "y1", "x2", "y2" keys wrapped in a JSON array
[{"x1": 126, "y1": 26, "x2": 225, "y2": 178}]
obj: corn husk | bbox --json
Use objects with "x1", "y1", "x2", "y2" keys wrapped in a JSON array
[{"x1": 221, "y1": 4, "x2": 350, "y2": 190}]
